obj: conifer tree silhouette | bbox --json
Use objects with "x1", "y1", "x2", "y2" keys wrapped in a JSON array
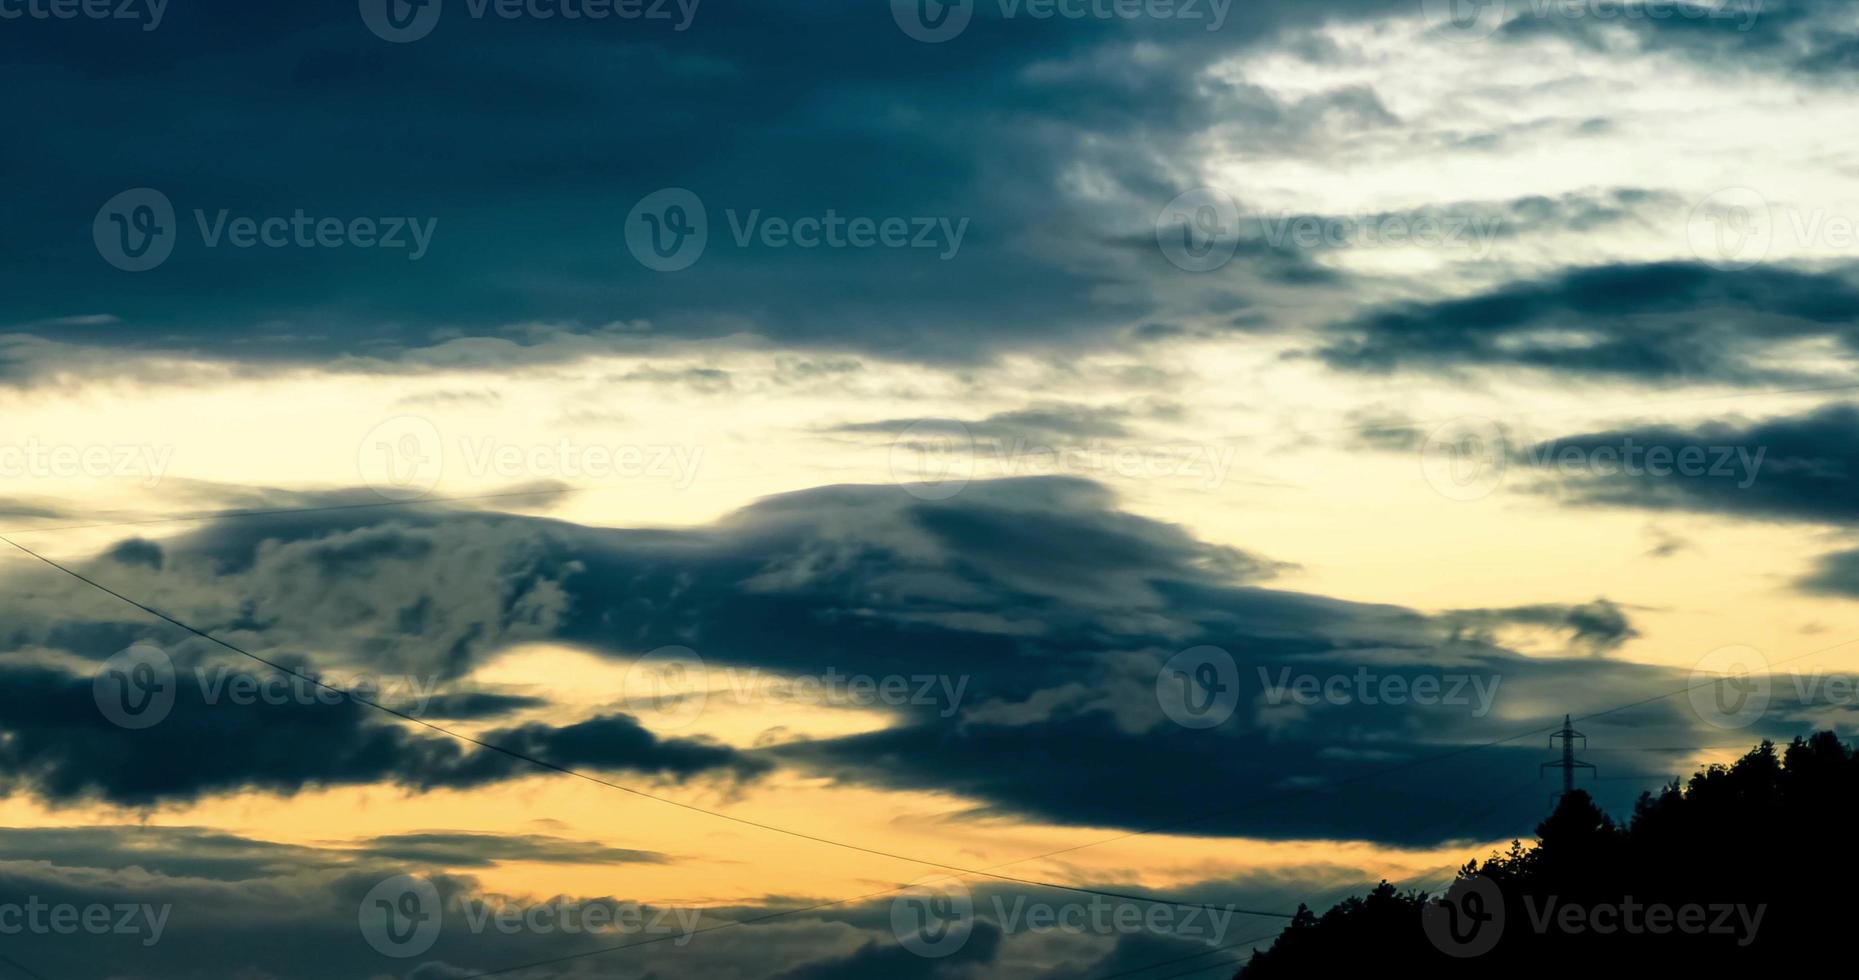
[{"x1": 1239, "y1": 733, "x2": 1850, "y2": 979}]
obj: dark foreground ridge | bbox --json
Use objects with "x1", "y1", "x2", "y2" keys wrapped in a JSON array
[{"x1": 1239, "y1": 731, "x2": 1854, "y2": 978}]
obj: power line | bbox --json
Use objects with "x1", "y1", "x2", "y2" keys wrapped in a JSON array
[
  {"x1": 8, "y1": 507, "x2": 1854, "y2": 973},
  {"x1": 15, "y1": 529, "x2": 1853, "y2": 974},
  {"x1": 0, "y1": 952, "x2": 50, "y2": 980},
  {"x1": 0, "y1": 532, "x2": 1614, "y2": 978},
  {"x1": 0, "y1": 533, "x2": 1290, "y2": 921}
]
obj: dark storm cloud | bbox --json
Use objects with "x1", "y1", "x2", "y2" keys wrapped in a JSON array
[
  {"x1": 0, "y1": 662, "x2": 764, "y2": 806},
  {"x1": 0, "y1": 825, "x2": 349, "y2": 881},
  {"x1": 0, "y1": 830, "x2": 1384, "y2": 979},
  {"x1": 352, "y1": 832, "x2": 668, "y2": 868},
  {"x1": 0, "y1": 476, "x2": 1738, "y2": 844},
  {"x1": 832, "y1": 402, "x2": 1151, "y2": 443},
  {"x1": 770, "y1": 652, "x2": 1698, "y2": 846},
  {"x1": 1516, "y1": 402, "x2": 1859, "y2": 522},
  {"x1": 0, "y1": 0, "x2": 1419, "y2": 371},
  {"x1": 1796, "y1": 548, "x2": 1859, "y2": 597},
  {"x1": 0, "y1": 825, "x2": 660, "y2": 878},
  {"x1": 0, "y1": 497, "x2": 78, "y2": 523},
  {"x1": 1441, "y1": 598, "x2": 1640, "y2": 655},
  {"x1": 1498, "y1": 0, "x2": 1859, "y2": 80},
  {"x1": 1319, "y1": 261, "x2": 1859, "y2": 381},
  {"x1": 412, "y1": 691, "x2": 551, "y2": 719},
  {"x1": 103, "y1": 537, "x2": 165, "y2": 569}
]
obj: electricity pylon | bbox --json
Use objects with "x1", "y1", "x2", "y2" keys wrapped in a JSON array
[{"x1": 1541, "y1": 713, "x2": 1597, "y2": 800}]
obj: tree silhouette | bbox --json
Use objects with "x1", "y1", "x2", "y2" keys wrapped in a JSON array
[{"x1": 1239, "y1": 732, "x2": 1854, "y2": 978}]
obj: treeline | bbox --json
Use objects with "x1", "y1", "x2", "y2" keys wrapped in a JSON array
[{"x1": 1239, "y1": 732, "x2": 1858, "y2": 977}]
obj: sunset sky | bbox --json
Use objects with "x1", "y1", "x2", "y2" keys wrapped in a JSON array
[{"x1": 3, "y1": 0, "x2": 1859, "y2": 977}]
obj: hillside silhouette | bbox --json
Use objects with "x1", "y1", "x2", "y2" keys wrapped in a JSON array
[{"x1": 1238, "y1": 732, "x2": 1854, "y2": 978}]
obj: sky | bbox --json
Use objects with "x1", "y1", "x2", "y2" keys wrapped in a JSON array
[{"x1": 3, "y1": 0, "x2": 1859, "y2": 977}]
